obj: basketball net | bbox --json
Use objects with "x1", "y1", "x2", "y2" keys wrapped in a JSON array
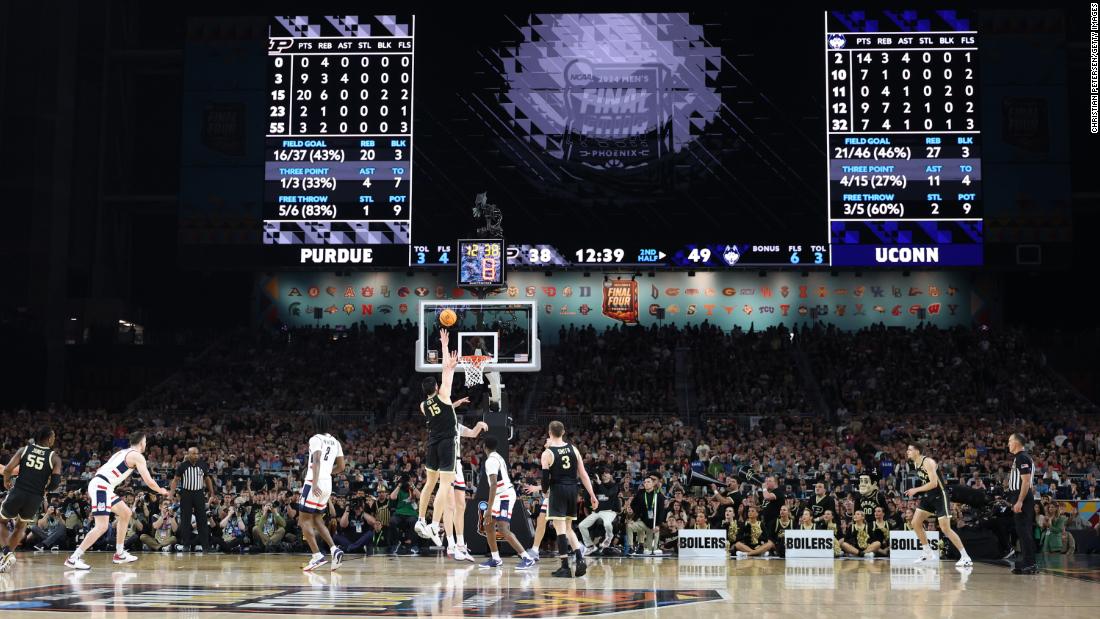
[{"x1": 458, "y1": 355, "x2": 491, "y2": 387}]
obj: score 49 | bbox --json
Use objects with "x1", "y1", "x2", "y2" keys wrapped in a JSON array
[{"x1": 677, "y1": 247, "x2": 827, "y2": 266}]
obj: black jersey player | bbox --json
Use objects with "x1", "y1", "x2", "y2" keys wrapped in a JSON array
[
  {"x1": 525, "y1": 421, "x2": 597, "y2": 578},
  {"x1": 904, "y1": 443, "x2": 972, "y2": 567},
  {"x1": 415, "y1": 328, "x2": 461, "y2": 547},
  {"x1": 1, "y1": 427, "x2": 61, "y2": 573}
]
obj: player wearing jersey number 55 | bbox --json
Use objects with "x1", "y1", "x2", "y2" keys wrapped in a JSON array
[
  {"x1": 1, "y1": 427, "x2": 61, "y2": 574},
  {"x1": 65, "y1": 431, "x2": 170, "y2": 570},
  {"x1": 903, "y1": 443, "x2": 972, "y2": 568},
  {"x1": 299, "y1": 415, "x2": 346, "y2": 572}
]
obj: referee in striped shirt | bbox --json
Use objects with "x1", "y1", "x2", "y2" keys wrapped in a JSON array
[
  {"x1": 1006, "y1": 433, "x2": 1037, "y2": 574},
  {"x1": 171, "y1": 447, "x2": 214, "y2": 552}
]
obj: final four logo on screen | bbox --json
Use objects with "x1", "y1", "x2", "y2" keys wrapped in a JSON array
[
  {"x1": 828, "y1": 34, "x2": 847, "y2": 49},
  {"x1": 722, "y1": 245, "x2": 741, "y2": 267}
]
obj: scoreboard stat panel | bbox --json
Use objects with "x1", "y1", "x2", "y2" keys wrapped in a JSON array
[
  {"x1": 825, "y1": 11, "x2": 982, "y2": 267},
  {"x1": 264, "y1": 15, "x2": 415, "y2": 266}
]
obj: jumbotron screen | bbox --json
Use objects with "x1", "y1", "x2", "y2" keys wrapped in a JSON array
[{"x1": 255, "y1": 9, "x2": 981, "y2": 269}]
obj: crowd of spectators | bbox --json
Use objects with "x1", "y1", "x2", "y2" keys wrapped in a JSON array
[
  {"x1": 538, "y1": 324, "x2": 677, "y2": 414},
  {"x1": 689, "y1": 323, "x2": 807, "y2": 415},
  {"x1": 130, "y1": 323, "x2": 418, "y2": 420},
  {"x1": 2, "y1": 322, "x2": 1098, "y2": 557},
  {"x1": 2, "y1": 405, "x2": 1097, "y2": 556},
  {"x1": 802, "y1": 323, "x2": 1089, "y2": 424}
]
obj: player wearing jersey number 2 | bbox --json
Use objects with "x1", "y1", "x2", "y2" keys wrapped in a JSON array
[{"x1": 299, "y1": 415, "x2": 346, "y2": 572}]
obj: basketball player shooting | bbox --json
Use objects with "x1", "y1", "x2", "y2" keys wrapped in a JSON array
[{"x1": 415, "y1": 328, "x2": 460, "y2": 547}]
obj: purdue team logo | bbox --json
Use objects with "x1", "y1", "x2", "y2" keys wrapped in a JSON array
[
  {"x1": 786, "y1": 537, "x2": 834, "y2": 551},
  {"x1": 679, "y1": 537, "x2": 727, "y2": 550},
  {"x1": 890, "y1": 538, "x2": 940, "y2": 552}
]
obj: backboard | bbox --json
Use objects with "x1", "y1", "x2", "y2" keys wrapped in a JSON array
[{"x1": 415, "y1": 300, "x2": 540, "y2": 373}]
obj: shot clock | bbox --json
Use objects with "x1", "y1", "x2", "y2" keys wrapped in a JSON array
[{"x1": 458, "y1": 239, "x2": 505, "y2": 288}]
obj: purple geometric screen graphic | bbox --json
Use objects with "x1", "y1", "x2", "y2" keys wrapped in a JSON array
[{"x1": 498, "y1": 14, "x2": 721, "y2": 171}]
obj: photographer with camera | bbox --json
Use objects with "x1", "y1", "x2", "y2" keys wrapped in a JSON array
[
  {"x1": 140, "y1": 501, "x2": 178, "y2": 552},
  {"x1": 218, "y1": 500, "x2": 249, "y2": 553},
  {"x1": 252, "y1": 501, "x2": 287, "y2": 552},
  {"x1": 335, "y1": 497, "x2": 378, "y2": 554},
  {"x1": 61, "y1": 491, "x2": 87, "y2": 548},
  {"x1": 389, "y1": 473, "x2": 420, "y2": 554},
  {"x1": 120, "y1": 493, "x2": 146, "y2": 552},
  {"x1": 28, "y1": 503, "x2": 66, "y2": 551}
]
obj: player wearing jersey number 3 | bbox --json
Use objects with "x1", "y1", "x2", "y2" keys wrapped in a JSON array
[
  {"x1": 65, "y1": 432, "x2": 169, "y2": 570},
  {"x1": 525, "y1": 421, "x2": 598, "y2": 578}
]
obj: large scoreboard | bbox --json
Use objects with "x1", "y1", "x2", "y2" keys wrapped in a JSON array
[
  {"x1": 265, "y1": 15, "x2": 414, "y2": 266},
  {"x1": 824, "y1": 12, "x2": 981, "y2": 266},
  {"x1": 249, "y1": 10, "x2": 983, "y2": 269}
]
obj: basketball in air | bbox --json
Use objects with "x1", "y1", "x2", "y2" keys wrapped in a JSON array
[{"x1": 439, "y1": 309, "x2": 457, "y2": 327}]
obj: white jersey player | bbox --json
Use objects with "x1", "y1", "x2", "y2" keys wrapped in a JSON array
[
  {"x1": 299, "y1": 416, "x2": 346, "y2": 572},
  {"x1": 299, "y1": 433, "x2": 343, "y2": 514},
  {"x1": 444, "y1": 417, "x2": 487, "y2": 562},
  {"x1": 479, "y1": 435, "x2": 535, "y2": 570},
  {"x1": 65, "y1": 432, "x2": 169, "y2": 570}
]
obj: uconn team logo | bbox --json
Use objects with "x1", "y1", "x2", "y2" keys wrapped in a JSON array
[
  {"x1": 722, "y1": 245, "x2": 741, "y2": 266},
  {"x1": 828, "y1": 34, "x2": 847, "y2": 49}
]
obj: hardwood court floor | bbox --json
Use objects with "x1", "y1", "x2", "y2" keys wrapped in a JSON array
[{"x1": 1, "y1": 551, "x2": 1098, "y2": 618}]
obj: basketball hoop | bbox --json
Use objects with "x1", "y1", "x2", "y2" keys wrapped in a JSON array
[{"x1": 458, "y1": 355, "x2": 491, "y2": 387}]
